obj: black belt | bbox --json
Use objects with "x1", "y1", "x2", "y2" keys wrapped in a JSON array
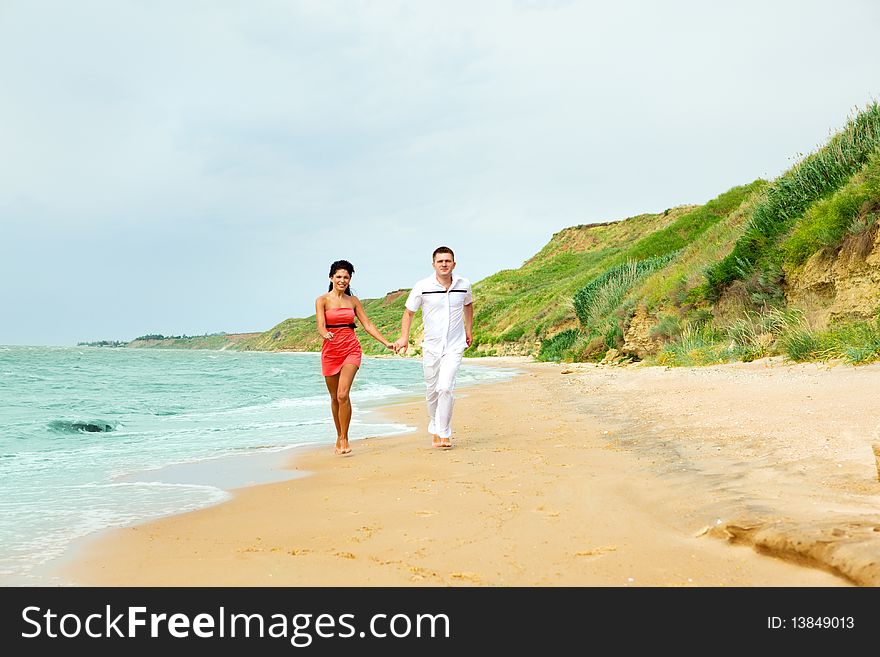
[{"x1": 326, "y1": 323, "x2": 356, "y2": 329}]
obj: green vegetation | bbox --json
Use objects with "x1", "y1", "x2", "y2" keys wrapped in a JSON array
[
  {"x1": 707, "y1": 103, "x2": 880, "y2": 297},
  {"x1": 780, "y1": 317, "x2": 880, "y2": 364},
  {"x1": 532, "y1": 183, "x2": 761, "y2": 362},
  {"x1": 77, "y1": 340, "x2": 127, "y2": 347},
  {"x1": 536, "y1": 328, "x2": 579, "y2": 362},
  {"x1": 573, "y1": 255, "x2": 676, "y2": 330},
  {"x1": 623, "y1": 182, "x2": 762, "y2": 262},
  {"x1": 654, "y1": 308, "x2": 792, "y2": 366},
  {"x1": 123, "y1": 332, "x2": 260, "y2": 350},
  {"x1": 134, "y1": 332, "x2": 228, "y2": 341},
  {"x1": 130, "y1": 105, "x2": 880, "y2": 368},
  {"x1": 653, "y1": 310, "x2": 880, "y2": 367},
  {"x1": 782, "y1": 151, "x2": 880, "y2": 266}
]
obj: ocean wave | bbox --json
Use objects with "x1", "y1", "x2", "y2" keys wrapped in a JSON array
[
  {"x1": 0, "y1": 488, "x2": 230, "y2": 582},
  {"x1": 353, "y1": 384, "x2": 408, "y2": 399},
  {"x1": 166, "y1": 395, "x2": 329, "y2": 419},
  {"x1": 74, "y1": 480, "x2": 229, "y2": 494}
]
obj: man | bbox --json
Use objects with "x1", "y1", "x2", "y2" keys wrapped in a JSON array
[{"x1": 393, "y1": 246, "x2": 473, "y2": 449}]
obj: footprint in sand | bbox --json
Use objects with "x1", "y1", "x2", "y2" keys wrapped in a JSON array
[
  {"x1": 350, "y1": 526, "x2": 378, "y2": 543},
  {"x1": 409, "y1": 565, "x2": 437, "y2": 579},
  {"x1": 334, "y1": 551, "x2": 356, "y2": 559},
  {"x1": 535, "y1": 505, "x2": 560, "y2": 517},
  {"x1": 575, "y1": 546, "x2": 617, "y2": 558},
  {"x1": 450, "y1": 572, "x2": 482, "y2": 584},
  {"x1": 415, "y1": 510, "x2": 438, "y2": 517}
]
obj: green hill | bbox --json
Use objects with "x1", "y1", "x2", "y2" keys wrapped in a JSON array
[{"x1": 133, "y1": 103, "x2": 880, "y2": 366}]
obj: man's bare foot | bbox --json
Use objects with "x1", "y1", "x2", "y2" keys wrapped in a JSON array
[
  {"x1": 431, "y1": 435, "x2": 443, "y2": 448},
  {"x1": 440, "y1": 436, "x2": 452, "y2": 449}
]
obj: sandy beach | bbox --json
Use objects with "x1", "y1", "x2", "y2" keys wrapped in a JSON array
[{"x1": 61, "y1": 357, "x2": 880, "y2": 586}]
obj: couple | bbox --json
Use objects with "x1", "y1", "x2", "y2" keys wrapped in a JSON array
[{"x1": 315, "y1": 246, "x2": 473, "y2": 455}]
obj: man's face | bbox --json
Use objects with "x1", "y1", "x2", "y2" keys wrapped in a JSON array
[{"x1": 433, "y1": 252, "x2": 455, "y2": 277}]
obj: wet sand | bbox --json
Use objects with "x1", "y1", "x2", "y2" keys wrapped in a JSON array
[{"x1": 61, "y1": 358, "x2": 880, "y2": 586}]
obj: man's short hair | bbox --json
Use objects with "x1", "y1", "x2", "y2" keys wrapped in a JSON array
[{"x1": 432, "y1": 246, "x2": 455, "y2": 261}]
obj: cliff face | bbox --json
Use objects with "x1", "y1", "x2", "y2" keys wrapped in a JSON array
[
  {"x1": 786, "y1": 225, "x2": 880, "y2": 328},
  {"x1": 622, "y1": 305, "x2": 663, "y2": 359}
]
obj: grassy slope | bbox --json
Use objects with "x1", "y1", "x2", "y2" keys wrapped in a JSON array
[
  {"x1": 534, "y1": 181, "x2": 767, "y2": 361},
  {"x1": 128, "y1": 106, "x2": 880, "y2": 365},
  {"x1": 707, "y1": 103, "x2": 880, "y2": 297},
  {"x1": 468, "y1": 207, "x2": 696, "y2": 353},
  {"x1": 234, "y1": 207, "x2": 698, "y2": 356}
]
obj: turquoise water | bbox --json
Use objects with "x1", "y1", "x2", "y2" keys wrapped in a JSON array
[{"x1": 0, "y1": 346, "x2": 515, "y2": 584}]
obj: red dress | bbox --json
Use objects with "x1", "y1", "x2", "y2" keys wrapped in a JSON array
[{"x1": 321, "y1": 307, "x2": 363, "y2": 376}]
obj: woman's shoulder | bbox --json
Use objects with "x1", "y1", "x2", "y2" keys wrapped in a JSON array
[{"x1": 316, "y1": 293, "x2": 330, "y2": 304}]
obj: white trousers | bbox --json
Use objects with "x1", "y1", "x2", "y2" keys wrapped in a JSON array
[{"x1": 422, "y1": 349, "x2": 464, "y2": 439}]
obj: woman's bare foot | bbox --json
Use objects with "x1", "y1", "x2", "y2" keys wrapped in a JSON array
[{"x1": 335, "y1": 438, "x2": 351, "y2": 455}]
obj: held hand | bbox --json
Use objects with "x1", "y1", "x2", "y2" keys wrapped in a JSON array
[{"x1": 391, "y1": 338, "x2": 408, "y2": 355}]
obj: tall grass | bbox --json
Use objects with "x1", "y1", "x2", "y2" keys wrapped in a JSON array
[
  {"x1": 655, "y1": 308, "x2": 800, "y2": 366},
  {"x1": 654, "y1": 307, "x2": 880, "y2": 367},
  {"x1": 573, "y1": 254, "x2": 677, "y2": 330},
  {"x1": 634, "y1": 184, "x2": 767, "y2": 310},
  {"x1": 781, "y1": 317, "x2": 880, "y2": 364},
  {"x1": 654, "y1": 324, "x2": 733, "y2": 366},
  {"x1": 782, "y1": 150, "x2": 880, "y2": 265},
  {"x1": 536, "y1": 328, "x2": 580, "y2": 362},
  {"x1": 707, "y1": 102, "x2": 880, "y2": 296}
]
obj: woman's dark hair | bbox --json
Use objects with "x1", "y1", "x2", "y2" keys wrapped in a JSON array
[{"x1": 328, "y1": 260, "x2": 354, "y2": 295}]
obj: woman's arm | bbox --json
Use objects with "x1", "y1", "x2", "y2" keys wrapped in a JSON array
[
  {"x1": 315, "y1": 296, "x2": 333, "y2": 340},
  {"x1": 352, "y1": 297, "x2": 393, "y2": 349}
]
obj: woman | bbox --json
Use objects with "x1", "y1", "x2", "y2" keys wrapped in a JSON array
[{"x1": 316, "y1": 260, "x2": 395, "y2": 455}]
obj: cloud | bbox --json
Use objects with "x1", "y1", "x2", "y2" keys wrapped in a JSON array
[{"x1": 0, "y1": 0, "x2": 878, "y2": 343}]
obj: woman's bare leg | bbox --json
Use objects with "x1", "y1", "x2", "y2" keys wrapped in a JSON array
[
  {"x1": 324, "y1": 374, "x2": 342, "y2": 447},
  {"x1": 335, "y1": 364, "x2": 359, "y2": 454}
]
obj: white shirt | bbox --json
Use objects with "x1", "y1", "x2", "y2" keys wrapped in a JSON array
[{"x1": 405, "y1": 274, "x2": 473, "y2": 355}]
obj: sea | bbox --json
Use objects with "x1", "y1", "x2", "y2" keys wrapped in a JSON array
[{"x1": 0, "y1": 346, "x2": 516, "y2": 584}]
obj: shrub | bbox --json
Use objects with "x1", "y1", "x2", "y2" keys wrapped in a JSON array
[
  {"x1": 536, "y1": 328, "x2": 580, "y2": 362},
  {"x1": 573, "y1": 254, "x2": 677, "y2": 330},
  {"x1": 783, "y1": 150, "x2": 880, "y2": 266}
]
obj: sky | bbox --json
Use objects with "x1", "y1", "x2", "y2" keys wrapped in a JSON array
[{"x1": 1, "y1": 0, "x2": 878, "y2": 346}]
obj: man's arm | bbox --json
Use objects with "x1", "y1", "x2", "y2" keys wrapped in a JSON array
[
  {"x1": 464, "y1": 303, "x2": 473, "y2": 347},
  {"x1": 393, "y1": 309, "x2": 415, "y2": 354}
]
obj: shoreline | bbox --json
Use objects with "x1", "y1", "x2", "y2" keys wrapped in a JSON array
[
  {"x1": 57, "y1": 356, "x2": 880, "y2": 586},
  {"x1": 35, "y1": 359, "x2": 513, "y2": 586}
]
